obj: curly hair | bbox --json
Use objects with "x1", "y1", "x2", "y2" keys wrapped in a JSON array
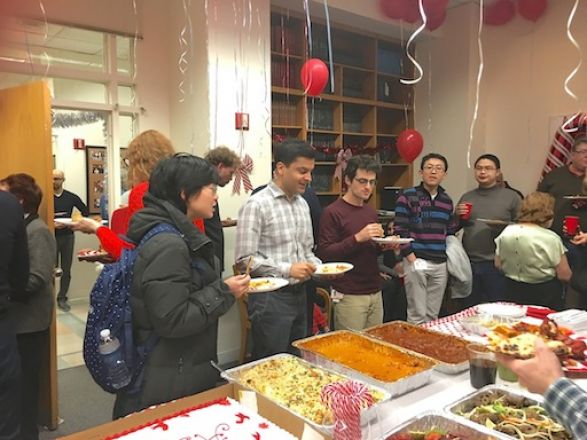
[
  {"x1": 204, "y1": 146, "x2": 241, "y2": 168},
  {"x1": 2, "y1": 173, "x2": 43, "y2": 214},
  {"x1": 126, "y1": 130, "x2": 175, "y2": 185},
  {"x1": 517, "y1": 191, "x2": 555, "y2": 227}
]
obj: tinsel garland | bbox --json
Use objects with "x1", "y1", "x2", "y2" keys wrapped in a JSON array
[{"x1": 52, "y1": 111, "x2": 108, "y2": 137}]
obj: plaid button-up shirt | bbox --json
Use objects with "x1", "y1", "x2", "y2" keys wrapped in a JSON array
[
  {"x1": 235, "y1": 182, "x2": 321, "y2": 283},
  {"x1": 544, "y1": 377, "x2": 587, "y2": 438}
]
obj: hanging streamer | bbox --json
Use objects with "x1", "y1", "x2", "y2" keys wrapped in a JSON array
[
  {"x1": 323, "y1": 0, "x2": 335, "y2": 93},
  {"x1": 131, "y1": 0, "x2": 138, "y2": 84},
  {"x1": 177, "y1": 0, "x2": 192, "y2": 103},
  {"x1": 466, "y1": 0, "x2": 485, "y2": 169},
  {"x1": 427, "y1": 49, "x2": 432, "y2": 132},
  {"x1": 303, "y1": 0, "x2": 313, "y2": 58},
  {"x1": 400, "y1": 0, "x2": 427, "y2": 85},
  {"x1": 561, "y1": 0, "x2": 583, "y2": 134},
  {"x1": 39, "y1": 1, "x2": 50, "y2": 77}
]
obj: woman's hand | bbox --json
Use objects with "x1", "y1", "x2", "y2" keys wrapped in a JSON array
[
  {"x1": 71, "y1": 217, "x2": 101, "y2": 234},
  {"x1": 571, "y1": 231, "x2": 587, "y2": 246},
  {"x1": 224, "y1": 274, "x2": 251, "y2": 299}
]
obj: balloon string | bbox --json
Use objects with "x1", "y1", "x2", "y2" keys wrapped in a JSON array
[
  {"x1": 562, "y1": 0, "x2": 582, "y2": 134},
  {"x1": 427, "y1": 48, "x2": 432, "y2": 132},
  {"x1": 131, "y1": 0, "x2": 138, "y2": 84},
  {"x1": 303, "y1": 0, "x2": 313, "y2": 58},
  {"x1": 323, "y1": 0, "x2": 335, "y2": 93},
  {"x1": 39, "y1": 1, "x2": 50, "y2": 77},
  {"x1": 400, "y1": 0, "x2": 426, "y2": 85},
  {"x1": 466, "y1": 0, "x2": 484, "y2": 169}
]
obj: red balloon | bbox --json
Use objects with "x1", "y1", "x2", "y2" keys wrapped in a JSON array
[
  {"x1": 300, "y1": 58, "x2": 329, "y2": 97},
  {"x1": 397, "y1": 129, "x2": 424, "y2": 163},
  {"x1": 484, "y1": 0, "x2": 515, "y2": 26},
  {"x1": 426, "y1": 8, "x2": 446, "y2": 31},
  {"x1": 403, "y1": 0, "x2": 421, "y2": 23},
  {"x1": 379, "y1": 0, "x2": 408, "y2": 20},
  {"x1": 423, "y1": 0, "x2": 449, "y2": 15},
  {"x1": 518, "y1": 0, "x2": 547, "y2": 22}
]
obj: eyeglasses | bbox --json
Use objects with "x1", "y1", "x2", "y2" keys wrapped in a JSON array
[
  {"x1": 475, "y1": 166, "x2": 496, "y2": 172},
  {"x1": 354, "y1": 178, "x2": 377, "y2": 186},
  {"x1": 423, "y1": 165, "x2": 445, "y2": 173},
  {"x1": 573, "y1": 149, "x2": 587, "y2": 156}
]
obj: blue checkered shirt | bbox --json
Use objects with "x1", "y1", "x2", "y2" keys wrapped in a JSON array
[{"x1": 544, "y1": 377, "x2": 587, "y2": 438}]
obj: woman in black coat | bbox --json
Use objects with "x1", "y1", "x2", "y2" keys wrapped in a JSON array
[{"x1": 113, "y1": 154, "x2": 250, "y2": 418}]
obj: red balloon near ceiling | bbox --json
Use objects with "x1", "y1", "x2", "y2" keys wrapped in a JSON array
[
  {"x1": 397, "y1": 129, "x2": 424, "y2": 163},
  {"x1": 518, "y1": 0, "x2": 548, "y2": 22},
  {"x1": 403, "y1": 0, "x2": 421, "y2": 24},
  {"x1": 484, "y1": 0, "x2": 515, "y2": 26},
  {"x1": 423, "y1": 0, "x2": 449, "y2": 15},
  {"x1": 379, "y1": 0, "x2": 409, "y2": 20},
  {"x1": 300, "y1": 58, "x2": 329, "y2": 97},
  {"x1": 426, "y1": 8, "x2": 446, "y2": 31}
]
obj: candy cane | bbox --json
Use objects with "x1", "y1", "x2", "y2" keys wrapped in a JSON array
[{"x1": 321, "y1": 381, "x2": 374, "y2": 440}]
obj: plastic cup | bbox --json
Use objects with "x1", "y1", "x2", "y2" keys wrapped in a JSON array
[
  {"x1": 467, "y1": 343, "x2": 497, "y2": 389},
  {"x1": 564, "y1": 216, "x2": 580, "y2": 236},
  {"x1": 497, "y1": 362, "x2": 518, "y2": 382},
  {"x1": 460, "y1": 202, "x2": 473, "y2": 220}
]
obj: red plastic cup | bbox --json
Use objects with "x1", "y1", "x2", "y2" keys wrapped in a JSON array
[
  {"x1": 564, "y1": 216, "x2": 580, "y2": 236},
  {"x1": 460, "y1": 202, "x2": 473, "y2": 220}
]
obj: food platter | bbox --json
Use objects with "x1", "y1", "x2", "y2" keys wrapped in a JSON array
[
  {"x1": 247, "y1": 277, "x2": 289, "y2": 293},
  {"x1": 475, "y1": 303, "x2": 527, "y2": 319},
  {"x1": 313, "y1": 262, "x2": 354, "y2": 276},
  {"x1": 371, "y1": 237, "x2": 414, "y2": 244}
]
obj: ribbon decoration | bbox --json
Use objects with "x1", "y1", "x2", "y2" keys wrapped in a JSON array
[
  {"x1": 177, "y1": 0, "x2": 193, "y2": 103},
  {"x1": 232, "y1": 154, "x2": 254, "y2": 195},
  {"x1": 561, "y1": 0, "x2": 583, "y2": 134},
  {"x1": 466, "y1": 0, "x2": 485, "y2": 168},
  {"x1": 321, "y1": 381, "x2": 374, "y2": 440},
  {"x1": 334, "y1": 148, "x2": 353, "y2": 184},
  {"x1": 541, "y1": 113, "x2": 587, "y2": 180},
  {"x1": 400, "y1": 0, "x2": 427, "y2": 85}
]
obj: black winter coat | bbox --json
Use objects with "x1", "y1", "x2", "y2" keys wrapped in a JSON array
[{"x1": 113, "y1": 193, "x2": 234, "y2": 417}]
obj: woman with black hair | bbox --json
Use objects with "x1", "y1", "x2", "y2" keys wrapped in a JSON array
[{"x1": 113, "y1": 154, "x2": 250, "y2": 418}]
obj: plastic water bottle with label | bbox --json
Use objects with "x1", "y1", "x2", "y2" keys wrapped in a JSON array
[{"x1": 98, "y1": 329, "x2": 132, "y2": 389}]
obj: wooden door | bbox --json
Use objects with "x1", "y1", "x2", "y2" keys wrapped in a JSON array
[{"x1": 0, "y1": 80, "x2": 58, "y2": 429}]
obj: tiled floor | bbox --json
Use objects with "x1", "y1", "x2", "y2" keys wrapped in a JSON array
[{"x1": 56, "y1": 301, "x2": 89, "y2": 370}]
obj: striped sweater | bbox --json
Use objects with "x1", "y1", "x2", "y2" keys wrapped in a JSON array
[{"x1": 394, "y1": 183, "x2": 457, "y2": 262}]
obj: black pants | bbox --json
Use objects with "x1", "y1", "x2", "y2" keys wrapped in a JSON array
[
  {"x1": 0, "y1": 319, "x2": 22, "y2": 440},
  {"x1": 16, "y1": 329, "x2": 48, "y2": 440},
  {"x1": 56, "y1": 234, "x2": 74, "y2": 300},
  {"x1": 382, "y1": 276, "x2": 407, "y2": 322},
  {"x1": 248, "y1": 283, "x2": 307, "y2": 360},
  {"x1": 505, "y1": 277, "x2": 564, "y2": 311}
]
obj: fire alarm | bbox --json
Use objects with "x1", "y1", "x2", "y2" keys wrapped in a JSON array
[
  {"x1": 235, "y1": 112, "x2": 249, "y2": 130},
  {"x1": 73, "y1": 138, "x2": 86, "y2": 150}
]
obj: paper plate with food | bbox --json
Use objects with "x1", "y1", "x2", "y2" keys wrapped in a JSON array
[
  {"x1": 77, "y1": 249, "x2": 113, "y2": 263},
  {"x1": 475, "y1": 303, "x2": 526, "y2": 319},
  {"x1": 248, "y1": 277, "x2": 289, "y2": 293},
  {"x1": 371, "y1": 236, "x2": 414, "y2": 244},
  {"x1": 313, "y1": 262, "x2": 354, "y2": 277}
]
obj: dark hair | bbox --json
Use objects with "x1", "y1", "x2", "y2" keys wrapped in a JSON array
[
  {"x1": 3, "y1": 173, "x2": 43, "y2": 214},
  {"x1": 420, "y1": 153, "x2": 448, "y2": 171},
  {"x1": 274, "y1": 139, "x2": 315, "y2": 166},
  {"x1": 344, "y1": 155, "x2": 381, "y2": 181},
  {"x1": 148, "y1": 154, "x2": 218, "y2": 213},
  {"x1": 573, "y1": 136, "x2": 587, "y2": 151},
  {"x1": 474, "y1": 154, "x2": 501, "y2": 169}
]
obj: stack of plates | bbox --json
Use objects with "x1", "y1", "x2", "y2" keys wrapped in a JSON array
[{"x1": 548, "y1": 309, "x2": 587, "y2": 333}]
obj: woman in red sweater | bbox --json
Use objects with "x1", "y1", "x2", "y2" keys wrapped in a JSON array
[{"x1": 73, "y1": 130, "x2": 204, "y2": 259}]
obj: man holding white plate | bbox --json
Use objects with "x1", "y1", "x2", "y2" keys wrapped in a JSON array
[{"x1": 319, "y1": 155, "x2": 398, "y2": 331}]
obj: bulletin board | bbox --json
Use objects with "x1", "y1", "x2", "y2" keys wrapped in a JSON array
[{"x1": 85, "y1": 145, "x2": 127, "y2": 216}]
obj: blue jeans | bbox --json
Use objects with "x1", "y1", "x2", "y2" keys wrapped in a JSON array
[
  {"x1": 248, "y1": 283, "x2": 307, "y2": 360},
  {"x1": 464, "y1": 261, "x2": 507, "y2": 307}
]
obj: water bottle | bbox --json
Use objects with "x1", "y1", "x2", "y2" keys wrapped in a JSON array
[{"x1": 98, "y1": 329, "x2": 132, "y2": 389}]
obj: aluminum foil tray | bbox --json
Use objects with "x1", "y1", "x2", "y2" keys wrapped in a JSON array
[
  {"x1": 446, "y1": 385, "x2": 573, "y2": 439},
  {"x1": 383, "y1": 410, "x2": 503, "y2": 439},
  {"x1": 292, "y1": 330, "x2": 436, "y2": 396},
  {"x1": 222, "y1": 353, "x2": 391, "y2": 435},
  {"x1": 364, "y1": 321, "x2": 470, "y2": 375}
]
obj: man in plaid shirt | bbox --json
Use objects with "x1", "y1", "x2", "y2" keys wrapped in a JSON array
[
  {"x1": 235, "y1": 140, "x2": 321, "y2": 359},
  {"x1": 499, "y1": 339, "x2": 587, "y2": 438}
]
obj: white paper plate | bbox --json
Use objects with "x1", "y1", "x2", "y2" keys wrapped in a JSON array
[
  {"x1": 371, "y1": 237, "x2": 414, "y2": 244},
  {"x1": 314, "y1": 262, "x2": 354, "y2": 276},
  {"x1": 248, "y1": 277, "x2": 289, "y2": 293},
  {"x1": 564, "y1": 195, "x2": 587, "y2": 200},
  {"x1": 475, "y1": 303, "x2": 527, "y2": 318},
  {"x1": 55, "y1": 218, "x2": 107, "y2": 226}
]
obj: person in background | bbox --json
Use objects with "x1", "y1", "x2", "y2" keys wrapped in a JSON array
[
  {"x1": 53, "y1": 169, "x2": 88, "y2": 312},
  {"x1": 0, "y1": 188, "x2": 29, "y2": 440},
  {"x1": 3, "y1": 174, "x2": 55, "y2": 440},
  {"x1": 235, "y1": 140, "x2": 321, "y2": 359},
  {"x1": 113, "y1": 154, "x2": 249, "y2": 419},
  {"x1": 538, "y1": 136, "x2": 587, "y2": 309},
  {"x1": 203, "y1": 146, "x2": 241, "y2": 272},
  {"x1": 495, "y1": 192, "x2": 571, "y2": 310},
  {"x1": 394, "y1": 153, "x2": 456, "y2": 324},
  {"x1": 498, "y1": 339, "x2": 587, "y2": 438},
  {"x1": 379, "y1": 220, "x2": 407, "y2": 322},
  {"x1": 456, "y1": 154, "x2": 521, "y2": 307},
  {"x1": 319, "y1": 155, "x2": 396, "y2": 331},
  {"x1": 73, "y1": 130, "x2": 205, "y2": 259}
]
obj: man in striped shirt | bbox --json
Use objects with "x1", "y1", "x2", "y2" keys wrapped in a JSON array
[
  {"x1": 235, "y1": 140, "x2": 321, "y2": 359},
  {"x1": 394, "y1": 153, "x2": 456, "y2": 324}
]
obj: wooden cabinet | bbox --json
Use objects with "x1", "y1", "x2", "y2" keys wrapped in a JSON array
[{"x1": 271, "y1": 10, "x2": 414, "y2": 209}]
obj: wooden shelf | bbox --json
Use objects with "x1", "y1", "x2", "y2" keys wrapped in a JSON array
[
  {"x1": 315, "y1": 161, "x2": 337, "y2": 165},
  {"x1": 271, "y1": 86, "x2": 304, "y2": 96},
  {"x1": 307, "y1": 129, "x2": 339, "y2": 135},
  {"x1": 271, "y1": 51, "x2": 303, "y2": 60},
  {"x1": 343, "y1": 132, "x2": 374, "y2": 137},
  {"x1": 273, "y1": 125, "x2": 303, "y2": 130}
]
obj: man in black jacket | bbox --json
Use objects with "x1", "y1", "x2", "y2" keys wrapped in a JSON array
[{"x1": 0, "y1": 189, "x2": 29, "y2": 440}]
